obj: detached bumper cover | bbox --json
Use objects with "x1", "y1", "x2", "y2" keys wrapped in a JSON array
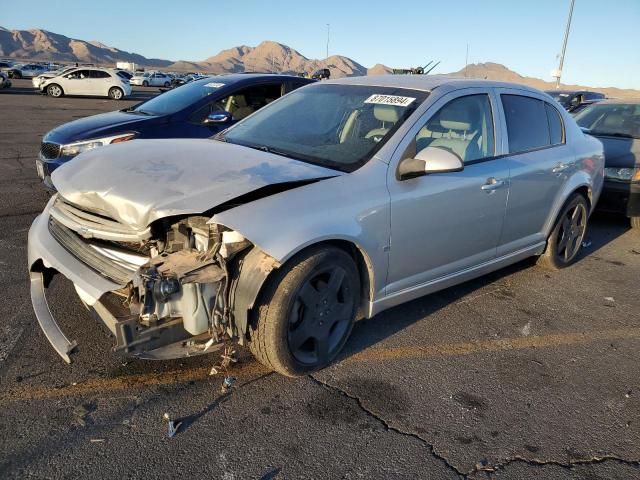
[{"x1": 28, "y1": 198, "x2": 123, "y2": 362}]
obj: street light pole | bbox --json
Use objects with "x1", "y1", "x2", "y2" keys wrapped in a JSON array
[
  {"x1": 326, "y1": 24, "x2": 330, "y2": 59},
  {"x1": 555, "y1": 0, "x2": 576, "y2": 88}
]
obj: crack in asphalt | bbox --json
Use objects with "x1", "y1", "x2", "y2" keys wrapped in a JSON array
[
  {"x1": 308, "y1": 374, "x2": 466, "y2": 479},
  {"x1": 308, "y1": 375, "x2": 640, "y2": 479},
  {"x1": 478, "y1": 455, "x2": 640, "y2": 477}
]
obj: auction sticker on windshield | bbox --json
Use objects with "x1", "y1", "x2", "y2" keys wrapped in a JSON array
[
  {"x1": 365, "y1": 94, "x2": 416, "y2": 107},
  {"x1": 204, "y1": 82, "x2": 225, "y2": 88}
]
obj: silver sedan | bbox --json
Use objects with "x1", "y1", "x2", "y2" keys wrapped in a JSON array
[{"x1": 28, "y1": 76, "x2": 604, "y2": 376}]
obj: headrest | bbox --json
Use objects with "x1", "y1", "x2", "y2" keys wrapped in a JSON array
[
  {"x1": 602, "y1": 114, "x2": 625, "y2": 129},
  {"x1": 374, "y1": 105, "x2": 401, "y2": 123},
  {"x1": 439, "y1": 104, "x2": 472, "y2": 131},
  {"x1": 235, "y1": 95, "x2": 248, "y2": 107}
]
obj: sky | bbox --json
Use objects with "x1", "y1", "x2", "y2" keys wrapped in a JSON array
[{"x1": 1, "y1": 0, "x2": 639, "y2": 89}]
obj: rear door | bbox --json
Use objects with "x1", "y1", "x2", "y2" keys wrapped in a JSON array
[
  {"x1": 495, "y1": 89, "x2": 572, "y2": 255},
  {"x1": 386, "y1": 88, "x2": 510, "y2": 294},
  {"x1": 89, "y1": 70, "x2": 111, "y2": 95}
]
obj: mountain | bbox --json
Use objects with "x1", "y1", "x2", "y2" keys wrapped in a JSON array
[
  {"x1": 1, "y1": 26, "x2": 637, "y2": 97},
  {"x1": 170, "y1": 41, "x2": 371, "y2": 78},
  {"x1": 451, "y1": 62, "x2": 639, "y2": 99},
  {"x1": 0, "y1": 26, "x2": 172, "y2": 67}
]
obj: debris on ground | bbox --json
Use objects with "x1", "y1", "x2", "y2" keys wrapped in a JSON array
[
  {"x1": 163, "y1": 413, "x2": 182, "y2": 438},
  {"x1": 221, "y1": 376, "x2": 237, "y2": 393},
  {"x1": 604, "y1": 296, "x2": 616, "y2": 307},
  {"x1": 72, "y1": 402, "x2": 95, "y2": 427},
  {"x1": 582, "y1": 240, "x2": 592, "y2": 248},
  {"x1": 89, "y1": 438, "x2": 105, "y2": 443}
]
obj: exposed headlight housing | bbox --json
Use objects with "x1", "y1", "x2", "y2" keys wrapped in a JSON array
[
  {"x1": 603, "y1": 167, "x2": 640, "y2": 183},
  {"x1": 60, "y1": 133, "x2": 136, "y2": 157}
]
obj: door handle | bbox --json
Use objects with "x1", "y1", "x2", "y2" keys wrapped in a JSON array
[
  {"x1": 481, "y1": 177, "x2": 505, "y2": 192},
  {"x1": 552, "y1": 162, "x2": 572, "y2": 173}
]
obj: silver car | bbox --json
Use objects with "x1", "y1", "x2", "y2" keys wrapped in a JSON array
[{"x1": 28, "y1": 76, "x2": 604, "y2": 376}]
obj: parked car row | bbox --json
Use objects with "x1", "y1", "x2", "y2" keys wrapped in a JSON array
[
  {"x1": 546, "y1": 89, "x2": 606, "y2": 114},
  {"x1": 29, "y1": 74, "x2": 625, "y2": 380}
]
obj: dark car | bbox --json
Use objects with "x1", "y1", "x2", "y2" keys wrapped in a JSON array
[
  {"x1": 311, "y1": 68, "x2": 330, "y2": 80},
  {"x1": 574, "y1": 99, "x2": 640, "y2": 228},
  {"x1": 546, "y1": 90, "x2": 605, "y2": 113},
  {"x1": 36, "y1": 74, "x2": 314, "y2": 189}
]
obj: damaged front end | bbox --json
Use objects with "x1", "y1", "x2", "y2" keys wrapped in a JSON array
[{"x1": 29, "y1": 195, "x2": 278, "y2": 362}]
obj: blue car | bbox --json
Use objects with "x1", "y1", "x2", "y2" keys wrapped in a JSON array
[{"x1": 36, "y1": 73, "x2": 314, "y2": 189}]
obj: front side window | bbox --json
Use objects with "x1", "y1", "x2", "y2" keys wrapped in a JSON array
[
  {"x1": 223, "y1": 84, "x2": 428, "y2": 172},
  {"x1": 414, "y1": 94, "x2": 495, "y2": 163},
  {"x1": 67, "y1": 70, "x2": 91, "y2": 80},
  {"x1": 190, "y1": 83, "x2": 284, "y2": 123},
  {"x1": 501, "y1": 95, "x2": 550, "y2": 153}
]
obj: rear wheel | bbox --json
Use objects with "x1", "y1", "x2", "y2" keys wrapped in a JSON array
[
  {"x1": 537, "y1": 193, "x2": 589, "y2": 270},
  {"x1": 248, "y1": 246, "x2": 360, "y2": 377},
  {"x1": 631, "y1": 216, "x2": 640, "y2": 229},
  {"x1": 164, "y1": 81, "x2": 170, "y2": 87},
  {"x1": 47, "y1": 84, "x2": 63, "y2": 98},
  {"x1": 12, "y1": 70, "x2": 22, "y2": 79},
  {"x1": 108, "y1": 87, "x2": 124, "y2": 100},
  {"x1": 142, "y1": 80, "x2": 149, "y2": 87}
]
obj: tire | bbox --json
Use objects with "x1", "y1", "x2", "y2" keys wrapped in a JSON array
[
  {"x1": 248, "y1": 245, "x2": 360, "y2": 377},
  {"x1": 164, "y1": 81, "x2": 170, "y2": 87},
  {"x1": 108, "y1": 87, "x2": 124, "y2": 100},
  {"x1": 12, "y1": 71, "x2": 22, "y2": 79},
  {"x1": 537, "y1": 192, "x2": 589, "y2": 270},
  {"x1": 142, "y1": 80, "x2": 149, "y2": 87},
  {"x1": 631, "y1": 217, "x2": 640, "y2": 229},
  {"x1": 47, "y1": 84, "x2": 63, "y2": 98}
]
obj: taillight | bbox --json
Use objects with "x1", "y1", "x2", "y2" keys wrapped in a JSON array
[{"x1": 110, "y1": 134, "x2": 136, "y2": 144}]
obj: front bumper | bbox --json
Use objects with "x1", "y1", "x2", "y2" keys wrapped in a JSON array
[
  {"x1": 597, "y1": 180, "x2": 640, "y2": 218},
  {"x1": 36, "y1": 152, "x2": 74, "y2": 191}
]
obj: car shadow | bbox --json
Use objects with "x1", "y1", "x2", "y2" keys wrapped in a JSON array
[{"x1": 337, "y1": 214, "x2": 631, "y2": 362}]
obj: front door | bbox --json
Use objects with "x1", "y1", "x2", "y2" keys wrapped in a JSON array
[{"x1": 386, "y1": 90, "x2": 509, "y2": 294}]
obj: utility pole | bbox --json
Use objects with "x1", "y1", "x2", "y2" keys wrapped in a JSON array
[
  {"x1": 465, "y1": 43, "x2": 469, "y2": 77},
  {"x1": 554, "y1": 0, "x2": 575, "y2": 88},
  {"x1": 326, "y1": 24, "x2": 330, "y2": 59}
]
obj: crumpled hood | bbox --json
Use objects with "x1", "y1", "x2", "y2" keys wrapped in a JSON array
[{"x1": 52, "y1": 139, "x2": 341, "y2": 230}]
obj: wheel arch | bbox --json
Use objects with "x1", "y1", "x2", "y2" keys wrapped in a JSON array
[
  {"x1": 543, "y1": 174, "x2": 593, "y2": 238},
  {"x1": 232, "y1": 238, "x2": 375, "y2": 344}
]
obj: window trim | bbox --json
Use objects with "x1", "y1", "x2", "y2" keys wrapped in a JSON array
[
  {"x1": 500, "y1": 93, "x2": 569, "y2": 156},
  {"x1": 544, "y1": 101, "x2": 566, "y2": 146}
]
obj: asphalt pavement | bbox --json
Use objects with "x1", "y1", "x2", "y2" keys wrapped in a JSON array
[{"x1": 1, "y1": 79, "x2": 639, "y2": 479}]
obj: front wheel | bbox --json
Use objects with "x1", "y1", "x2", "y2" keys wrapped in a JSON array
[
  {"x1": 142, "y1": 80, "x2": 148, "y2": 87},
  {"x1": 47, "y1": 84, "x2": 63, "y2": 98},
  {"x1": 537, "y1": 193, "x2": 589, "y2": 270},
  {"x1": 164, "y1": 81, "x2": 170, "y2": 87},
  {"x1": 631, "y1": 216, "x2": 640, "y2": 229},
  {"x1": 108, "y1": 87, "x2": 124, "y2": 100},
  {"x1": 248, "y1": 246, "x2": 361, "y2": 377}
]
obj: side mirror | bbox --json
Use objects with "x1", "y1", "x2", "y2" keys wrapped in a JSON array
[
  {"x1": 204, "y1": 111, "x2": 232, "y2": 125},
  {"x1": 398, "y1": 147, "x2": 464, "y2": 180}
]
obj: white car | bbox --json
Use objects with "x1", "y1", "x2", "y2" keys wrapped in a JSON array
[
  {"x1": 130, "y1": 72, "x2": 172, "y2": 87},
  {"x1": 40, "y1": 68, "x2": 132, "y2": 100}
]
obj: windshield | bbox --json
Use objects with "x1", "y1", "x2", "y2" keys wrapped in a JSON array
[
  {"x1": 130, "y1": 78, "x2": 223, "y2": 116},
  {"x1": 575, "y1": 103, "x2": 640, "y2": 139},
  {"x1": 222, "y1": 84, "x2": 428, "y2": 172}
]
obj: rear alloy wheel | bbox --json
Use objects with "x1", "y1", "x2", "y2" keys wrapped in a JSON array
[
  {"x1": 631, "y1": 217, "x2": 640, "y2": 229},
  {"x1": 248, "y1": 246, "x2": 360, "y2": 377},
  {"x1": 164, "y1": 81, "x2": 170, "y2": 87},
  {"x1": 142, "y1": 80, "x2": 149, "y2": 87},
  {"x1": 108, "y1": 87, "x2": 124, "y2": 100},
  {"x1": 538, "y1": 193, "x2": 589, "y2": 270},
  {"x1": 47, "y1": 84, "x2": 63, "y2": 98}
]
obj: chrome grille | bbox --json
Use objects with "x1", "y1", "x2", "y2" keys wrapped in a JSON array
[
  {"x1": 40, "y1": 142, "x2": 61, "y2": 159},
  {"x1": 48, "y1": 216, "x2": 138, "y2": 285}
]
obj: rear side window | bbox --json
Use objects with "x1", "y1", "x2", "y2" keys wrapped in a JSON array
[
  {"x1": 90, "y1": 70, "x2": 110, "y2": 79},
  {"x1": 501, "y1": 94, "x2": 550, "y2": 153},
  {"x1": 545, "y1": 103, "x2": 564, "y2": 145}
]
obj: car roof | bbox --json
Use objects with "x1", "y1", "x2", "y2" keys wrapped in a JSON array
[
  {"x1": 323, "y1": 74, "x2": 543, "y2": 94},
  {"x1": 592, "y1": 98, "x2": 640, "y2": 105},
  {"x1": 190, "y1": 73, "x2": 312, "y2": 86}
]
